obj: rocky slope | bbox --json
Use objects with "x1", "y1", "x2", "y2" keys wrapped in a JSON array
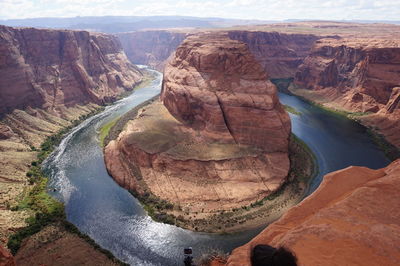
[
  {"x1": 105, "y1": 32, "x2": 291, "y2": 227},
  {"x1": 294, "y1": 37, "x2": 400, "y2": 148},
  {"x1": 221, "y1": 159, "x2": 400, "y2": 266},
  {"x1": 14, "y1": 224, "x2": 119, "y2": 266},
  {"x1": 117, "y1": 30, "x2": 187, "y2": 71},
  {"x1": 228, "y1": 31, "x2": 319, "y2": 78},
  {"x1": 0, "y1": 25, "x2": 143, "y2": 245}
]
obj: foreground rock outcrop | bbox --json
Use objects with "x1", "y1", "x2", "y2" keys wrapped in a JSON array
[
  {"x1": 223, "y1": 159, "x2": 400, "y2": 266},
  {"x1": 294, "y1": 38, "x2": 400, "y2": 148},
  {"x1": 0, "y1": 25, "x2": 143, "y2": 244},
  {"x1": 105, "y1": 33, "x2": 291, "y2": 229}
]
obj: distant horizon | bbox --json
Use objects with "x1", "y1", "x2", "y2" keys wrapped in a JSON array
[
  {"x1": 1, "y1": 15, "x2": 400, "y2": 24},
  {"x1": 1, "y1": 0, "x2": 400, "y2": 21}
]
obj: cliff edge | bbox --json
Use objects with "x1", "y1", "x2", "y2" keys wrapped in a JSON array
[{"x1": 222, "y1": 159, "x2": 400, "y2": 266}]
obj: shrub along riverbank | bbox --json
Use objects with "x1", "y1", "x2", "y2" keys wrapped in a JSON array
[
  {"x1": 6, "y1": 108, "x2": 127, "y2": 261},
  {"x1": 6, "y1": 71, "x2": 154, "y2": 261},
  {"x1": 272, "y1": 78, "x2": 400, "y2": 161},
  {"x1": 116, "y1": 133, "x2": 318, "y2": 233}
]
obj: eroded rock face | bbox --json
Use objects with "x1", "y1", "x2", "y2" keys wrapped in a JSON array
[
  {"x1": 0, "y1": 245, "x2": 15, "y2": 266},
  {"x1": 224, "y1": 159, "x2": 400, "y2": 266},
  {"x1": 0, "y1": 25, "x2": 143, "y2": 244},
  {"x1": 105, "y1": 33, "x2": 291, "y2": 218},
  {"x1": 117, "y1": 30, "x2": 187, "y2": 71},
  {"x1": 161, "y1": 33, "x2": 291, "y2": 152},
  {"x1": 294, "y1": 38, "x2": 400, "y2": 147},
  {"x1": 228, "y1": 31, "x2": 319, "y2": 78},
  {"x1": 295, "y1": 39, "x2": 400, "y2": 107},
  {"x1": 0, "y1": 25, "x2": 143, "y2": 115}
]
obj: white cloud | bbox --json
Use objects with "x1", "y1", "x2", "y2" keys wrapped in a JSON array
[{"x1": 0, "y1": 0, "x2": 399, "y2": 21}]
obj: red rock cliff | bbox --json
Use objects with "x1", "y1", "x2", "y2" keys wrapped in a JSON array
[
  {"x1": 223, "y1": 159, "x2": 400, "y2": 266},
  {"x1": 161, "y1": 33, "x2": 291, "y2": 151},
  {"x1": 0, "y1": 25, "x2": 143, "y2": 115},
  {"x1": 228, "y1": 31, "x2": 319, "y2": 78},
  {"x1": 105, "y1": 33, "x2": 291, "y2": 227},
  {"x1": 117, "y1": 30, "x2": 187, "y2": 71},
  {"x1": 294, "y1": 38, "x2": 400, "y2": 147}
]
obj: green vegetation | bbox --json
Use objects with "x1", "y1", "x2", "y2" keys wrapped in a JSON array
[
  {"x1": 8, "y1": 108, "x2": 104, "y2": 254},
  {"x1": 288, "y1": 89, "x2": 399, "y2": 161},
  {"x1": 284, "y1": 105, "x2": 301, "y2": 115},
  {"x1": 102, "y1": 95, "x2": 160, "y2": 147},
  {"x1": 8, "y1": 176, "x2": 64, "y2": 254},
  {"x1": 7, "y1": 107, "x2": 128, "y2": 265},
  {"x1": 367, "y1": 129, "x2": 400, "y2": 161},
  {"x1": 100, "y1": 70, "x2": 158, "y2": 147},
  {"x1": 128, "y1": 133, "x2": 318, "y2": 233},
  {"x1": 99, "y1": 117, "x2": 120, "y2": 147},
  {"x1": 130, "y1": 191, "x2": 176, "y2": 225}
]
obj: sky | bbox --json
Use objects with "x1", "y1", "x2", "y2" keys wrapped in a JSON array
[{"x1": 1, "y1": 0, "x2": 400, "y2": 21}]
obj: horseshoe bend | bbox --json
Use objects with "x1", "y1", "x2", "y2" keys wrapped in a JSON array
[{"x1": 104, "y1": 33, "x2": 315, "y2": 232}]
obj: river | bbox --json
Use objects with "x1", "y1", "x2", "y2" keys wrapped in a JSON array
[{"x1": 44, "y1": 69, "x2": 390, "y2": 265}]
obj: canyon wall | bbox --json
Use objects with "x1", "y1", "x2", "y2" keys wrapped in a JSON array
[
  {"x1": 0, "y1": 25, "x2": 143, "y2": 244},
  {"x1": 0, "y1": 25, "x2": 142, "y2": 115},
  {"x1": 222, "y1": 159, "x2": 400, "y2": 266},
  {"x1": 294, "y1": 38, "x2": 400, "y2": 147},
  {"x1": 116, "y1": 30, "x2": 319, "y2": 78},
  {"x1": 117, "y1": 30, "x2": 187, "y2": 71},
  {"x1": 105, "y1": 33, "x2": 291, "y2": 230},
  {"x1": 227, "y1": 31, "x2": 320, "y2": 78}
]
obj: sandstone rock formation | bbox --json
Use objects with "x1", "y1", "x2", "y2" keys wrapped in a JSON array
[
  {"x1": 294, "y1": 37, "x2": 400, "y2": 148},
  {"x1": 0, "y1": 25, "x2": 143, "y2": 244},
  {"x1": 0, "y1": 245, "x2": 15, "y2": 266},
  {"x1": 117, "y1": 30, "x2": 187, "y2": 71},
  {"x1": 223, "y1": 159, "x2": 400, "y2": 266},
  {"x1": 0, "y1": 25, "x2": 143, "y2": 115},
  {"x1": 228, "y1": 31, "x2": 319, "y2": 78},
  {"x1": 161, "y1": 33, "x2": 291, "y2": 151},
  {"x1": 105, "y1": 33, "x2": 291, "y2": 221}
]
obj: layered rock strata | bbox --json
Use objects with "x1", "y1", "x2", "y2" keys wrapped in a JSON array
[
  {"x1": 117, "y1": 30, "x2": 187, "y2": 71},
  {"x1": 228, "y1": 31, "x2": 319, "y2": 78},
  {"x1": 294, "y1": 38, "x2": 400, "y2": 148},
  {"x1": 0, "y1": 25, "x2": 143, "y2": 244},
  {"x1": 105, "y1": 33, "x2": 291, "y2": 218},
  {"x1": 223, "y1": 159, "x2": 400, "y2": 266},
  {"x1": 0, "y1": 25, "x2": 142, "y2": 115}
]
